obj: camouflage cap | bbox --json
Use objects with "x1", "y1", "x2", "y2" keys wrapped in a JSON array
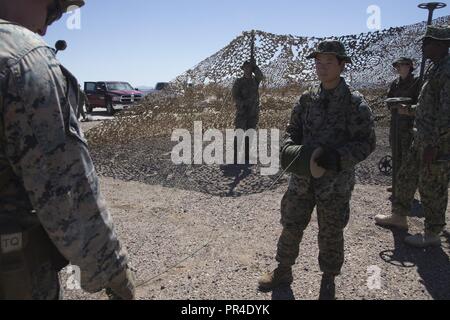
[
  {"x1": 307, "y1": 40, "x2": 352, "y2": 64},
  {"x1": 420, "y1": 25, "x2": 450, "y2": 42},
  {"x1": 392, "y1": 57, "x2": 415, "y2": 69}
]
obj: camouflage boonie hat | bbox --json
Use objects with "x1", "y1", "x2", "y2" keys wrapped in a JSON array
[
  {"x1": 307, "y1": 40, "x2": 352, "y2": 64},
  {"x1": 419, "y1": 25, "x2": 450, "y2": 42},
  {"x1": 393, "y1": 57, "x2": 415, "y2": 69}
]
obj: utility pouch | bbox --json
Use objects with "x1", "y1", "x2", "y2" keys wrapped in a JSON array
[{"x1": 0, "y1": 223, "x2": 69, "y2": 299}]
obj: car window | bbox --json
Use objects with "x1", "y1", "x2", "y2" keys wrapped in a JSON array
[
  {"x1": 107, "y1": 82, "x2": 134, "y2": 91},
  {"x1": 85, "y1": 82, "x2": 96, "y2": 92}
]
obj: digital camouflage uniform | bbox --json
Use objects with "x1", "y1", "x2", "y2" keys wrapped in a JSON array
[
  {"x1": 277, "y1": 78, "x2": 376, "y2": 275},
  {"x1": 388, "y1": 72, "x2": 421, "y2": 168},
  {"x1": 0, "y1": 20, "x2": 129, "y2": 299},
  {"x1": 78, "y1": 88, "x2": 88, "y2": 120},
  {"x1": 393, "y1": 54, "x2": 450, "y2": 235},
  {"x1": 232, "y1": 65, "x2": 264, "y2": 130}
]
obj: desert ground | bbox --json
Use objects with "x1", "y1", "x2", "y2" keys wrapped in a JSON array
[{"x1": 62, "y1": 91, "x2": 450, "y2": 300}]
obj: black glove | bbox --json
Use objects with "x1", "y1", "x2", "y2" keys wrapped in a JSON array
[{"x1": 316, "y1": 147, "x2": 342, "y2": 172}]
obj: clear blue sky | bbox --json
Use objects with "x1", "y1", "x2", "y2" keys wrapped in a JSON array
[{"x1": 43, "y1": 0, "x2": 449, "y2": 88}]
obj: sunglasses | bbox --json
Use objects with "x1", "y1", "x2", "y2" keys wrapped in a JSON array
[{"x1": 45, "y1": 0, "x2": 63, "y2": 26}]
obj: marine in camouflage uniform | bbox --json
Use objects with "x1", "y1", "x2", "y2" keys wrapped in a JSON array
[
  {"x1": 232, "y1": 60, "x2": 264, "y2": 164},
  {"x1": 232, "y1": 60, "x2": 264, "y2": 130},
  {"x1": 0, "y1": 0, "x2": 134, "y2": 300},
  {"x1": 259, "y1": 41, "x2": 376, "y2": 299},
  {"x1": 387, "y1": 58, "x2": 421, "y2": 172},
  {"x1": 77, "y1": 86, "x2": 88, "y2": 121},
  {"x1": 377, "y1": 26, "x2": 450, "y2": 248}
]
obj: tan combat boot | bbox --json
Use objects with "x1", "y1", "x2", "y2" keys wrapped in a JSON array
[
  {"x1": 258, "y1": 266, "x2": 293, "y2": 291},
  {"x1": 375, "y1": 214, "x2": 408, "y2": 230},
  {"x1": 405, "y1": 232, "x2": 442, "y2": 248}
]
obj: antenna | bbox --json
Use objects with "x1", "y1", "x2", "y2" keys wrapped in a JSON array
[{"x1": 417, "y1": 2, "x2": 447, "y2": 80}]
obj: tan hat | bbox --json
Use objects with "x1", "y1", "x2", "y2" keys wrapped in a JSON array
[{"x1": 310, "y1": 147, "x2": 326, "y2": 179}]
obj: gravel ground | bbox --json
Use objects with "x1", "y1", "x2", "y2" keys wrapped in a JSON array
[
  {"x1": 60, "y1": 121, "x2": 450, "y2": 300},
  {"x1": 61, "y1": 179, "x2": 450, "y2": 300}
]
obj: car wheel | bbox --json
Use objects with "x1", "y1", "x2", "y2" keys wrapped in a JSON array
[
  {"x1": 86, "y1": 104, "x2": 93, "y2": 113},
  {"x1": 107, "y1": 102, "x2": 115, "y2": 116}
]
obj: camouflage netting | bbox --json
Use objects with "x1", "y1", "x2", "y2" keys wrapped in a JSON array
[
  {"x1": 85, "y1": 13, "x2": 432, "y2": 195},
  {"x1": 86, "y1": 86, "x2": 392, "y2": 197},
  {"x1": 86, "y1": 11, "x2": 444, "y2": 147},
  {"x1": 85, "y1": 86, "x2": 288, "y2": 196},
  {"x1": 86, "y1": 85, "x2": 389, "y2": 146},
  {"x1": 173, "y1": 16, "x2": 449, "y2": 89},
  {"x1": 87, "y1": 85, "x2": 298, "y2": 147}
]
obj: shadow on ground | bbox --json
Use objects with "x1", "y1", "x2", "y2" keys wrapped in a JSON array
[
  {"x1": 271, "y1": 286, "x2": 296, "y2": 301},
  {"x1": 90, "y1": 138, "x2": 286, "y2": 197},
  {"x1": 380, "y1": 227, "x2": 450, "y2": 300}
]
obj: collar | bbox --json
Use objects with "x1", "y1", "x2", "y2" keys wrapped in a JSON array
[
  {"x1": 318, "y1": 77, "x2": 349, "y2": 100},
  {"x1": 436, "y1": 54, "x2": 450, "y2": 68}
]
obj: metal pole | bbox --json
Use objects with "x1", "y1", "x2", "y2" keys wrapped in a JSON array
[
  {"x1": 392, "y1": 108, "x2": 399, "y2": 199},
  {"x1": 250, "y1": 30, "x2": 256, "y2": 62},
  {"x1": 386, "y1": 97, "x2": 412, "y2": 200},
  {"x1": 418, "y1": 2, "x2": 447, "y2": 81}
]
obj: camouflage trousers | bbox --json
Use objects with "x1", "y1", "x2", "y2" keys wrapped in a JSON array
[
  {"x1": 276, "y1": 173, "x2": 354, "y2": 275},
  {"x1": 393, "y1": 144, "x2": 450, "y2": 234},
  {"x1": 77, "y1": 103, "x2": 86, "y2": 120},
  {"x1": 235, "y1": 104, "x2": 260, "y2": 130}
]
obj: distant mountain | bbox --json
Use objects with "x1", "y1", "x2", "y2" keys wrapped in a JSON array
[{"x1": 173, "y1": 16, "x2": 449, "y2": 89}]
